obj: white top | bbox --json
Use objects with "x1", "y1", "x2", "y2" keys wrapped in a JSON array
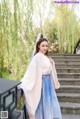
[{"x1": 18, "y1": 52, "x2": 60, "y2": 119}]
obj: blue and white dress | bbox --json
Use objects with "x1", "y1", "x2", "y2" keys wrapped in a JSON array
[{"x1": 19, "y1": 52, "x2": 62, "y2": 119}]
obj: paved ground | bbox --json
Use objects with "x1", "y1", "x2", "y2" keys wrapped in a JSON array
[{"x1": 62, "y1": 114, "x2": 80, "y2": 119}]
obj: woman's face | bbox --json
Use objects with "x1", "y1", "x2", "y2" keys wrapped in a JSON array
[{"x1": 39, "y1": 41, "x2": 48, "y2": 55}]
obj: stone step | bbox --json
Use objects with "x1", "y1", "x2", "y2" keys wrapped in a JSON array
[
  {"x1": 62, "y1": 114, "x2": 80, "y2": 119},
  {"x1": 56, "y1": 85, "x2": 80, "y2": 93},
  {"x1": 48, "y1": 53, "x2": 80, "y2": 56},
  {"x1": 50, "y1": 56, "x2": 80, "y2": 61},
  {"x1": 49, "y1": 53, "x2": 80, "y2": 116},
  {"x1": 59, "y1": 78, "x2": 80, "y2": 85},
  {"x1": 57, "y1": 68, "x2": 80, "y2": 73},
  {"x1": 60, "y1": 102, "x2": 80, "y2": 114},
  {"x1": 50, "y1": 55, "x2": 80, "y2": 60},
  {"x1": 55, "y1": 62, "x2": 80, "y2": 65},
  {"x1": 58, "y1": 73, "x2": 80, "y2": 78},
  {"x1": 56, "y1": 65, "x2": 80, "y2": 68},
  {"x1": 53, "y1": 58, "x2": 80, "y2": 62},
  {"x1": 57, "y1": 93, "x2": 80, "y2": 103}
]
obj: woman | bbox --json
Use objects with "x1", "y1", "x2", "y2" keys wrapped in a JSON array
[{"x1": 18, "y1": 36, "x2": 62, "y2": 119}]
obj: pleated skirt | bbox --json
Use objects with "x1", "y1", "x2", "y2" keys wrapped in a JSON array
[{"x1": 35, "y1": 74, "x2": 62, "y2": 119}]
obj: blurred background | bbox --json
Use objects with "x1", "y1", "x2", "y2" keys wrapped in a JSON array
[{"x1": 0, "y1": 0, "x2": 80, "y2": 80}]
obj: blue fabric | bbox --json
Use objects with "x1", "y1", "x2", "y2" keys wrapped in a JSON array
[{"x1": 35, "y1": 75, "x2": 62, "y2": 119}]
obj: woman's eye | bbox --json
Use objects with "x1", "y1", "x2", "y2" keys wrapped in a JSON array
[
  {"x1": 42, "y1": 45, "x2": 48, "y2": 47},
  {"x1": 42, "y1": 45, "x2": 45, "y2": 47}
]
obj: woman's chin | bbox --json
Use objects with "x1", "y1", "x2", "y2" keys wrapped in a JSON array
[{"x1": 43, "y1": 51, "x2": 47, "y2": 55}]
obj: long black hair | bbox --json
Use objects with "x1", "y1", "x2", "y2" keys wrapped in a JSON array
[{"x1": 35, "y1": 38, "x2": 48, "y2": 56}]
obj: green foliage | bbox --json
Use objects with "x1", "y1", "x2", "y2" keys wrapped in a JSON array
[
  {"x1": 0, "y1": 1, "x2": 80, "y2": 80},
  {"x1": 43, "y1": 19, "x2": 58, "y2": 43},
  {"x1": 0, "y1": 0, "x2": 34, "y2": 80},
  {"x1": 43, "y1": 5, "x2": 80, "y2": 53},
  {"x1": 55, "y1": 5, "x2": 80, "y2": 53},
  {"x1": 0, "y1": 0, "x2": 80, "y2": 109}
]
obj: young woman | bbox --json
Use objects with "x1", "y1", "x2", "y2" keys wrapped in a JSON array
[{"x1": 18, "y1": 36, "x2": 62, "y2": 119}]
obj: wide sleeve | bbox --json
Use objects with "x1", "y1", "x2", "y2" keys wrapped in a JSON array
[
  {"x1": 18, "y1": 54, "x2": 42, "y2": 119},
  {"x1": 19, "y1": 57, "x2": 37, "y2": 91},
  {"x1": 50, "y1": 58, "x2": 60, "y2": 89}
]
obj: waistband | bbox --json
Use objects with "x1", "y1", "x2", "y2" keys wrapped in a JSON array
[{"x1": 42, "y1": 74, "x2": 50, "y2": 76}]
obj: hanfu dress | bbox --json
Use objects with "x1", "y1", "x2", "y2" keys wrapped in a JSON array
[{"x1": 18, "y1": 51, "x2": 62, "y2": 119}]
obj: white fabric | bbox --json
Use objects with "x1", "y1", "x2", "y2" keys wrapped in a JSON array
[
  {"x1": 76, "y1": 49, "x2": 80, "y2": 54},
  {"x1": 50, "y1": 59, "x2": 60, "y2": 89},
  {"x1": 18, "y1": 52, "x2": 60, "y2": 119}
]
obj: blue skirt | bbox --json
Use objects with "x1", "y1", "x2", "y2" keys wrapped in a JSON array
[{"x1": 35, "y1": 75, "x2": 62, "y2": 119}]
